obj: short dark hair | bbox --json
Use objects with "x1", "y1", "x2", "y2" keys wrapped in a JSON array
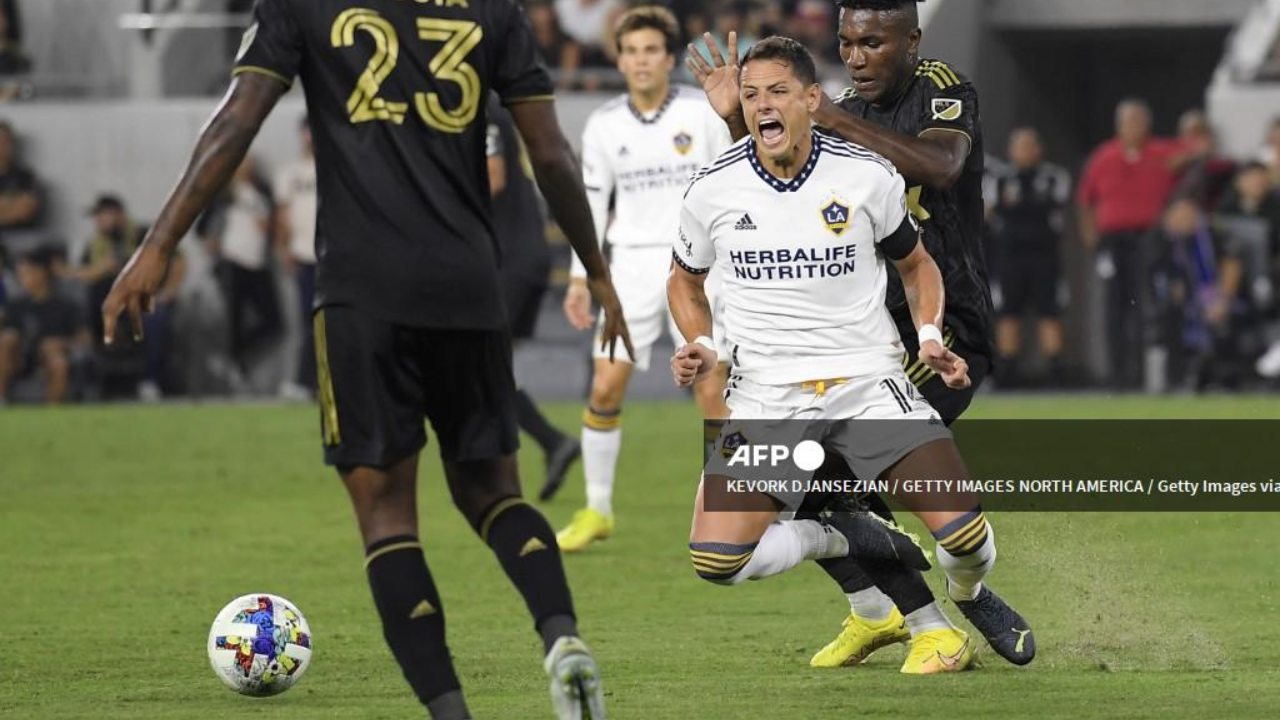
[
  {"x1": 614, "y1": 5, "x2": 681, "y2": 56},
  {"x1": 836, "y1": 0, "x2": 924, "y2": 10},
  {"x1": 1238, "y1": 160, "x2": 1269, "y2": 175},
  {"x1": 740, "y1": 36, "x2": 818, "y2": 87}
]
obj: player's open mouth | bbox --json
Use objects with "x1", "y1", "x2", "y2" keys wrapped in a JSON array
[
  {"x1": 758, "y1": 119, "x2": 785, "y2": 145},
  {"x1": 853, "y1": 77, "x2": 877, "y2": 92}
]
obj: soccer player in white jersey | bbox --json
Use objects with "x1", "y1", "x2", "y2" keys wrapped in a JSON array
[
  {"x1": 670, "y1": 37, "x2": 1031, "y2": 673},
  {"x1": 554, "y1": 6, "x2": 733, "y2": 551}
]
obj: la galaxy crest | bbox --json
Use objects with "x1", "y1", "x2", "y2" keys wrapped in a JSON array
[
  {"x1": 720, "y1": 430, "x2": 748, "y2": 459},
  {"x1": 821, "y1": 197, "x2": 851, "y2": 236},
  {"x1": 673, "y1": 131, "x2": 693, "y2": 155}
]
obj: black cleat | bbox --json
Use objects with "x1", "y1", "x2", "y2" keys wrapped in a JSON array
[
  {"x1": 539, "y1": 437, "x2": 581, "y2": 502},
  {"x1": 823, "y1": 511, "x2": 931, "y2": 572},
  {"x1": 951, "y1": 583, "x2": 1036, "y2": 665}
]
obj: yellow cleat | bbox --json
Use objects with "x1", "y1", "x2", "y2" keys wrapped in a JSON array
[
  {"x1": 900, "y1": 628, "x2": 976, "y2": 674},
  {"x1": 809, "y1": 607, "x2": 909, "y2": 668},
  {"x1": 555, "y1": 509, "x2": 614, "y2": 553}
]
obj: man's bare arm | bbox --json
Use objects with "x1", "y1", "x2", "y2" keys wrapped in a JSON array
[
  {"x1": 509, "y1": 100, "x2": 608, "y2": 280},
  {"x1": 145, "y1": 74, "x2": 286, "y2": 254},
  {"x1": 890, "y1": 239, "x2": 944, "y2": 332},
  {"x1": 102, "y1": 73, "x2": 284, "y2": 343},
  {"x1": 509, "y1": 99, "x2": 634, "y2": 360},
  {"x1": 667, "y1": 263, "x2": 713, "y2": 342}
]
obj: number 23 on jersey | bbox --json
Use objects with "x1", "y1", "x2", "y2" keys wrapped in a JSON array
[{"x1": 331, "y1": 8, "x2": 482, "y2": 133}]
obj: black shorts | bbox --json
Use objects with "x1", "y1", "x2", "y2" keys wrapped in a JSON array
[
  {"x1": 313, "y1": 306, "x2": 519, "y2": 468},
  {"x1": 1000, "y1": 251, "x2": 1060, "y2": 317},
  {"x1": 502, "y1": 274, "x2": 548, "y2": 341},
  {"x1": 899, "y1": 328, "x2": 991, "y2": 425}
]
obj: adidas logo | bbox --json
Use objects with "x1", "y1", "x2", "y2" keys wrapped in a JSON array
[
  {"x1": 409, "y1": 599, "x2": 437, "y2": 619},
  {"x1": 618, "y1": 145, "x2": 629, "y2": 157},
  {"x1": 519, "y1": 537, "x2": 548, "y2": 557},
  {"x1": 734, "y1": 213, "x2": 757, "y2": 231}
]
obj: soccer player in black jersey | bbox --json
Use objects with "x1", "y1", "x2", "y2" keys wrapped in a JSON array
[
  {"x1": 102, "y1": 1, "x2": 630, "y2": 717},
  {"x1": 686, "y1": 0, "x2": 1034, "y2": 672}
]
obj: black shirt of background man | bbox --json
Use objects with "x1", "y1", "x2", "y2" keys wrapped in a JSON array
[
  {"x1": 0, "y1": 164, "x2": 40, "y2": 230},
  {"x1": 988, "y1": 162, "x2": 1071, "y2": 255},
  {"x1": 486, "y1": 94, "x2": 550, "y2": 285},
  {"x1": 234, "y1": 0, "x2": 554, "y2": 329},
  {"x1": 3, "y1": 294, "x2": 82, "y2": 346},
  {"x1": 835, "y1": 58, "x2": 993, "y2": 356}
]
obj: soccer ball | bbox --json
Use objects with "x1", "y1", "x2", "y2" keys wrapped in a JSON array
[{"x1": 207, "y1": 593, "x2": 313, "y2": 697}]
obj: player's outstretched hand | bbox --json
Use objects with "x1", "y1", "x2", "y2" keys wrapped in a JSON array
[
  {"x1": 672, "y1": 342, "x2": 717, "y2": 388},
  {"x1": 101, "y1": 243, "x2": 171, "y2": 345},
  {"x1": 563, "y1": 278, "x2": 594, "y2": 331},
  {"x1": 919, "y1": 340, "x2": 971, "y2": 389},
  {"x1": 587, "y1": 274, "x2": 635, "y2": 363},
  {"x1": 686, "y1": 31, "x2": 741, "y2": 121}
]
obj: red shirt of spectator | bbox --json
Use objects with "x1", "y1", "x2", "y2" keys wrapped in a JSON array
[{"x1": 1077, "y1": 136, "x2": 1180, "y2": 233}]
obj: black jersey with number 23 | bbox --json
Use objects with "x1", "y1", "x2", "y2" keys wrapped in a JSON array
[
  {"x1": 836, "y1": 58, "x2": 993, "y2": 356},
  {"x1": 234, "y1": 0, "x2": 553, "y2": 329}
]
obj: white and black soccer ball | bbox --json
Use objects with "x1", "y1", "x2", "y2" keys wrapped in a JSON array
[{"x1": 207, "y1": 593, "x2": 313, "y2": 697}]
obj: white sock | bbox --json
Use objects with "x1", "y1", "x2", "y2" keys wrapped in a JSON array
[
  {"x1": 847, "y1": 588, "x2": 895, "y2": 622},
  {"x1": 936, "y1": 522, "x2": 997, "y2": 602},
  {"x1": 582, "y1": 426, "x2": 621, "y2": 516},
  {"x1": 904, "y1": 602, "x2": 955, "y2": 636},
  {"x1": 733, "y1": 520, "x2": 845, "y2": 584}
]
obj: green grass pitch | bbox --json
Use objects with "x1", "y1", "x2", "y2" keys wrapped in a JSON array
[{"x1": 3, "y1": 395, "x2": 1279, "y2": 718}]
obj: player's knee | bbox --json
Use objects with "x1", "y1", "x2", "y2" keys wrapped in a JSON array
[
  {"x1": 588, "y1": 371, "x2": 626, "y2": 410},
  {"x1": 689, "y1": 541, "x2": 756, "y2": 586}
]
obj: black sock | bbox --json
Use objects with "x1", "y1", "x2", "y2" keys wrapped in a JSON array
[
  {"x1": 477, "y1": 498, "x2": 578, "y2": 652},
  {"x1": 860, "y1": 562, "x2": 934, "y2": 616},
  {"x1": 364, "y1": 535, "x2": 466, "y2": 715},
  {"x1": 514, "y1": 388, "x2": 566, "y2": 452}
]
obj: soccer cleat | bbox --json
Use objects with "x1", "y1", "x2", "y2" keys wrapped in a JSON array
[
  {"x1": 544, "y1": 635, "x2": 607, "y2": 719},
  {"x1": 809, "y1": 607, "x2": 909, "y2": 668},
  {"x1": 900, "y1": 627, "x2": 976, "y2": 674},
  {"x1": 823, "y1": 511, "x2": 931, "y2": 571},
  {"x1": 556, "y1": 509, "x2": 614, "y2": 553},
  {"x1": 539, "y1": 437, "x2": 582, "y2": 502},
  {"x1": 950, "y1": 583, "x2": 1036, "y2": 666}
]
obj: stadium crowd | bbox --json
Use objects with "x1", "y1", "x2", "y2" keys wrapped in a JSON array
[{"x1": 1, "y1": 1, "x2": 1279, "y2": 403}]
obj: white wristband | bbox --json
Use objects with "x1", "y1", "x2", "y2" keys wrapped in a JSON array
[
  {"x1": 692, "y1": 335, "x2": 716, "y2": 353},
  {"x1": 918, "y1": 324, "x2": 944, "y2": 348}
]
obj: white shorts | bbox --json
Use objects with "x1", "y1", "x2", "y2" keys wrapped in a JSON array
[
  {"x1": 709, "y1": 368, "x2": 953, "y2": 510},
  {"x1": 593, "y1": 246, "x2": 728, "y2": 371}
]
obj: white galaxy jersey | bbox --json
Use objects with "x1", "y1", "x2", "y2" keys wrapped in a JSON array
[
  {"x1": 570, "y1": 85, "x2": 732, "y2": 277},
  {"x1": 676, "y1": 130, "x2": 917, "y2": 385}
]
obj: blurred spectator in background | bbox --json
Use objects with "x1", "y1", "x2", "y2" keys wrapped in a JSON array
[
  {"x1": 0, "y1": 120, "x2": 43, "y2": 266},
  {"x1": 1259, "y1": 117, "x2": 1280, "y2": 189},
  {"x1": 0, "y1": 4, "x2": 30, "y2": 96},
  {"x1": 0, "y1": 1, "x2": 18, "y2": 45},
  {"x1": 0, "y1": 248, "x2": 87, "y2": 404},
  {"x1": 274, "y1": 116, "x2": 317, "y2": 400},
  {"x1": 77, "y1": 194, "x2": 183, "y2": 400},
  {"x1": 553, "y1": 0, "x2": 622, "y2": 89},
  {"x1": 987, "y1": 127, "x2": 1071, "y2": 387},
  {"x1": 1220, "y1": 162, "x2": 1280, "y2": 380},
  {"x1": 527, "y1": 1, "x2": 568, "y2": 71},
  {"x1": 1171, "y1": 109, "x2": 1235, "y2": 210},
  {"x1": 202, "y1": 156, "x2": 280, "y2": 390},
  {"x1": 1149, "y1": 198, "x2": 1245, "y2": 390},
  {"x1": 1077, "y1": 98, "x2": 1180, "y2": 390},
  {"x1": 788, "y1": 0, "x2": 841, "y2": 82}
]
